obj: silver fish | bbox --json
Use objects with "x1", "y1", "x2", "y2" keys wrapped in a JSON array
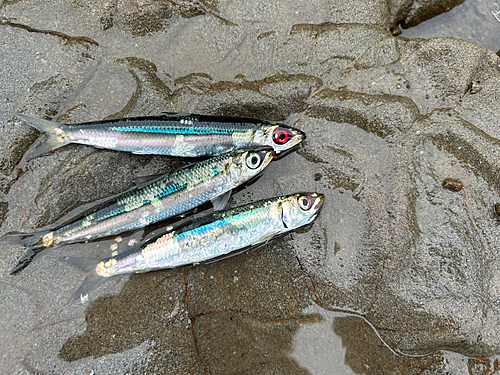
[
  {"x1": 17, "y1": 112, "x2": 305, "y2": 160},
  {"x1": 70, "y1": 193, "x2": 324, "y2": 299},
  {"x1": 9, "y1": 148, "x2": 274, "y2": 274}
]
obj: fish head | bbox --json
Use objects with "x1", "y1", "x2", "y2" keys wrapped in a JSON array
[
  {"x1": 229, "y1": 148, "x2": 274, "y2": 184},
  {"x1": 281, "y1": 192, "x2": 324, "y2": 229},
  {"x1": 254, "y1": 124, "x2": 305, "y2": 154}
]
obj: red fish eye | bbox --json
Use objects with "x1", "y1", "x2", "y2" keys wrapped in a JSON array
[{"x1": 273, "y1": 129, "x2": 290, "y2": 144}]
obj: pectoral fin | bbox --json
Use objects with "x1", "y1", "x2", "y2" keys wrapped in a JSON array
[{"x1": 211, "y1": 191, "x2": 232, "y2": 211}]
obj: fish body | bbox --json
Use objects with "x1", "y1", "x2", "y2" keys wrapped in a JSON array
[
  {"x1": 10, "y1": 148, "x2": 273, "y2": 273},
  {"x1": 95, "y1": 192, "x2": 324, "y2": 277},
  {"x1": 17, "y1": 113, "x2": 305, "y2": 160}
]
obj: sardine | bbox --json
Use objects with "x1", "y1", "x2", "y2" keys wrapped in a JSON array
[
  {"x1": 17, "y1": 112, "x2": 305, "y2": 160},
  {"x1": 9, "y1": 148, "x2": 274, "y2": 274},
  {"x1": 70, "y1": 192, "x2": 324, "y2": 299}
]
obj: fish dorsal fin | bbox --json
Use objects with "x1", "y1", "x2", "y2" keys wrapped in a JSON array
[{"x1": 211, "y1": 190, "x2": 232, "y2": 211}]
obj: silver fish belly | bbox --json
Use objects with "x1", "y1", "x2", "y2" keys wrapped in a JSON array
[{"x1": 96, "y1": 192, "x2": 324, "y2": 277}]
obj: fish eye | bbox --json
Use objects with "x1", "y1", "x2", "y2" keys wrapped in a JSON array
[
  {"x1": 246, "y1": 153, "x2": 262, "y2": 169},
  {"x1": 297, "y1": 196, "x2": 313, "y2": 210},
  {"x1": 272, "y1": 128, "x2": 290, "y2": 145}
]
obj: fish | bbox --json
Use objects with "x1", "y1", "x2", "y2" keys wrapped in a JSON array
[
  {"x1": 17, "y1": 112, "x2": 305, "y2": 160},
  {"x1": 8, "y1": 148, "x2": 274, "y2": 274},
  {"x1": 69, "y1": 192, "x2": 324, "y2": 300}
]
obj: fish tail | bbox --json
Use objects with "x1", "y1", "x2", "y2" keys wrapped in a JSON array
[
  {"x1": 62, "y1": 256, "x2": 102, "y2": 272},
  {"x1": 62, "y1": 257, "x2": 109, "y2": 303},
  {"x1": 17, "y1": 114, "x2": 70, "y2": 161},
  {"x1": 5, "y1": 232, "x2": 49, "y2": 274}
]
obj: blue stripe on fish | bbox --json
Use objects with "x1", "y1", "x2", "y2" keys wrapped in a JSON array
[
  {"x1": 176, "y1": 219, "x2": 227, "y2": 240},
  {"x1": 155, "y1": 182, "x2": 188, "y2": 199},
  {"x1": 97, "y1": 182, "x2": 189, "y2": 220},
  {"x1": 176, "y1": 209, "x2": 256, "y2": 240},
  {"x1": 109, "y1": 126, "x2": 235, "y2": 135}
]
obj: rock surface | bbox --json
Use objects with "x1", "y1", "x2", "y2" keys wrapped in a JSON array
[{"x1": 1, "y1": 0, "x2": 499, "y2": 374}]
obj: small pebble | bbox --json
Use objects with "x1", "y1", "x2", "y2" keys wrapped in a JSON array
[{"x1": 442, "y1": 178, "x2": 462, "y2": 192}]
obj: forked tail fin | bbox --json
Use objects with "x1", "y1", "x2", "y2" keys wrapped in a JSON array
[
  {"x1": 62, "y1": 257, "x2": 110, "y2": 304},
  {"x1": 17, "y1": 114, "x2": 71, "y2": 161},
  {"x1": 5, "y1": 232, "x2": 49, "y2": 274}
]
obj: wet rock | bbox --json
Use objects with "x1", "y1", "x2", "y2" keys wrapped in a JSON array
[
  {"x1": 388, "y1": 0, "x2": 466, "y2": 32},
  {"x1": 334, "y1": 315, "x2": 444, "y2": 374},
  {"x1": 306, "y1": 88, "x2": 419, "y2": 138},
  {"x1": 400, "y1": 0, "x2": 466, "y2": 29},
  {"x1": 0, "y1": 55, "x2": 100, "y2": 175},
  {"x1": 1, "y1": 0, "x2": 499, "y2": 374},
  {"x1": 400, "y1": 1, "x2": 500, "y2": 53},
  {"x1": 100, "y1": 0, "x2": 224, "y2": 36},
  {"x1": 323, "y1": 1, "x2": 391, "y2": 29}
]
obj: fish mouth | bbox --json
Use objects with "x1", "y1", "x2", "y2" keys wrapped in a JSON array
[
  {"x1": 313, "y1": 193, "x2": 325, "y2": 212},
  {"x1": 290, "y1": 126, "x2": 306, "y2": 143},
  {"x1": 270, "y1": 125, "x2": 306, "y2": 154},
  {"x1": 282, "y1": 126, "x2": 306, "y2": 149},
  {"x1": 300, "y1": 192, "x2": 325, "y2": 214},
  {"x1": 255, "y1": 147, "x2": 274, "y2": 168},
  {"x1": 306, "y1": 193, "x2": 324, "y2": 225}
]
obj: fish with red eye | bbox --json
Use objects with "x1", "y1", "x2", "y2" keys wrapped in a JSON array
[
  {"x1": 273, "y1": 128, "x2": 291, "y2": 144},
  {"x1": 253, "y1": 124, "x2": 305, "y2": 154}
]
